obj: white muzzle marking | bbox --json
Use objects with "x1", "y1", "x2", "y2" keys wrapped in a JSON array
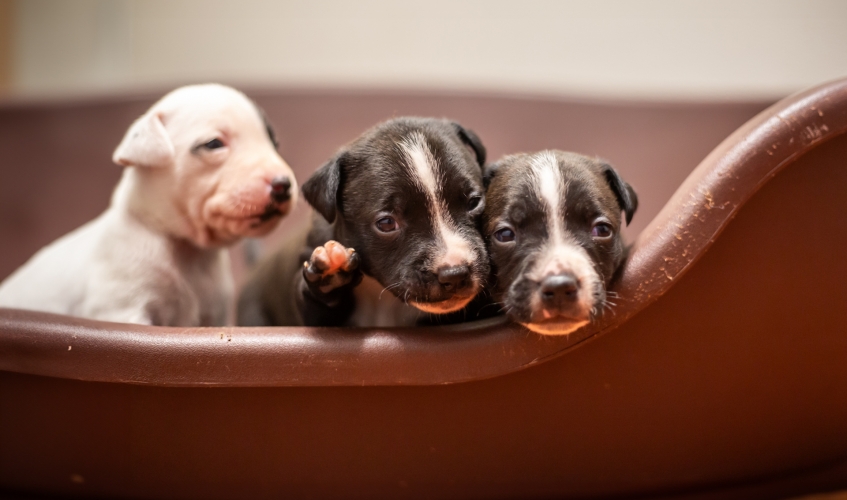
[
  {"x1": 524, "y1": 151, "x2": 600, "y2": 332},
  {"x1": 400, "y1": 132, "x2": 476, "y2": 271}
]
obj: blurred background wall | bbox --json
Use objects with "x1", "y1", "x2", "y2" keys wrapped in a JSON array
[
  {"x1": 0, "y1": 0, "x2": 845, "y2": 281},
  {"x1": 1, "y1": 0, "x2": 847, "y2": 101}
]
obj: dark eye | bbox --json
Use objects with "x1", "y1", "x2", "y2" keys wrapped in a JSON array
[
  {"x1": 202, "y1": 138, "x2": 225, "y2": 150},
  {"x1": 591, "y1": 221, "x2": 613, "y2": 239},
  {"x1": 468, "y1": 195, "x2": 483, "y2": 212},
  {"x1": 375, "y1": 216, "x2": 399, "y2": 233},
  {"x1": 493, "y1": 227, "x2": 515, "y2": 243}
]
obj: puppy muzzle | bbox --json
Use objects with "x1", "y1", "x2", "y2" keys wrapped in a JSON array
[
  {"x1": 406, "y1": 264, "x2": 482, "y2": 314},
  {"x1": 203, "y1": 173, "x2": 298, "y2": 245},
  {"x1": 511, "y1": 271, "x2": 601, "y2": 336},
  {"x1": 249, "y1": 175, "x2": 296, "y2": 227},
  {"x1": 269, "y1": 175, "x2": 293, "y2": 204}
]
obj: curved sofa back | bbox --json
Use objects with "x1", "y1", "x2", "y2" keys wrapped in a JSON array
[{"x1": 0, "y1": 89, "x2": 771, "y2": 387}]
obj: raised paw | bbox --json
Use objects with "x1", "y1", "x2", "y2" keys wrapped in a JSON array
[{"x1": 303, "y1": 240, "x2": 361, "y2": 294}]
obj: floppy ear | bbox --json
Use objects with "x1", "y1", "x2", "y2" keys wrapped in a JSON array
[
  {"x1": 263, "y1": 115, "x2": 280, "y2": 150},
  {"x1": 302, "y1": 153, "x2": 346, "y2": 223},
  {"x1": 253, "y1": 103, "x2": 280, "y2": 150},
  {"x1": 452, "y1": 122, "x2": 486, "y2": 167},
  {"x1": 601, "y1": 162, "x2": 638, "y2": 226},
  {"x1": 112, "y1": 112, "x2": 175, "y2": 168},
  {"x1": 483, "y1": 160, "x2": 502, "y2": 188}
]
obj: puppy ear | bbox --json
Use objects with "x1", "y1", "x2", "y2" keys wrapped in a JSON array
[
  {"x1": 112, "y1": 112, "x2": 175, "y2": 168},
  {"x1": 601, "y1": 162, "x2": 638, "y2": 226},
  {"x1": 263, "y1": 116, "x2": 280, "y2": 150},
  {"x1": 483, "y1": 161, "x2": 502, "y2": 188},
  {"x1": 302, "y1": 153, "x2": 345, "y2": 223},
  {"x1": 452, "y1": 122, "x2": 486, "y2": 167},
  {"x1": 253, "y1": 103, "x2": 279, "y2": 150}
]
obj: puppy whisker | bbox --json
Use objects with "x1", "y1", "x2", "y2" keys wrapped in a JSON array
[
  {"x1": 478, "y1": 302, "x2": 504, "y2": 314},
  {"x1": 379, "y1": 282, "x2": 401, "y2": 300}
]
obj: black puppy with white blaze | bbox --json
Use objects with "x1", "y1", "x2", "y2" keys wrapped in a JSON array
[
  {"x1": 237, "y1": 117, "x2": 489, "y2": 327},
  {"x1": 482, "y1": 150, "x2": 637, "y2": 335}
]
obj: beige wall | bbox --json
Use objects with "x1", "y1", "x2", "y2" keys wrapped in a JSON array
[
  {"x1": 0, "y1": 0, "x2": 13, "y2": 92},
  {"x1": 8, "y1": 0, "x2": 847, "y2": 100}
]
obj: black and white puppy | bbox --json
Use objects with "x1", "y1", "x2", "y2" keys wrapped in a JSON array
[
  {"x1": 482, "y1": 150, "x2": 637, "y2": 335},
  {"x1": 237, "y1": 117, "x2": 489, "y2": 327}
]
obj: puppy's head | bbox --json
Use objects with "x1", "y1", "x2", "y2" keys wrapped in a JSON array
[
  {"x1": 112, "y1": 83, "x2": 298, "y2": 247},
  {"x1": 303, "y1": 117, "x2": 489, "y2": 314},
  {"x1": 483, "y1": 151, "x2": 637, "y2": 335}
]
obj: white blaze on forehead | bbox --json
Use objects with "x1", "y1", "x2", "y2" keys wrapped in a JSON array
[
  {"x1": 526, "y1": 151, "x2": 600, "y2": 317},
  {"x1": 400, "y1": 132, "x2": 475, "y2": 268},
  {"x1": 402, "y1": 133, "x2": 440, "y2": 196},
  {"x1": 530, "y1": 151, "x2": 567, "y2": 245}
]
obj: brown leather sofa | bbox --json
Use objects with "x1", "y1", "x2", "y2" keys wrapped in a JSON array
[{"x1": 1, "y1": 79, "x2": 846, "y2": 499}]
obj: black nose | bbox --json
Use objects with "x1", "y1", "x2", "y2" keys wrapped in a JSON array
[
  {"x1": 540, "y1": 274, "x2": 579, "y2": 306},
  {"x1": 270, "y1": 176, "x2": 291, "y2": 204},
  {"x1": 437, "y1": 265, "x2": 469, "y2": 292}
]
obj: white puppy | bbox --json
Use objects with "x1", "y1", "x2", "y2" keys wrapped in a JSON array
[{"x1": 0, "y1": 84, "x2": 298, "y2": 326}]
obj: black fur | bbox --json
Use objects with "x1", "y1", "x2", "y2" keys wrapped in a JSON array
[
  {"x1": 482, "y1": 151, "x2": 637, "y2": 333},
  {"x1": 302, "y1": 152, "x2": 345, "y2": 224},
  {"x1": 239, "y1": 117, "x2": 490, "y2": 327},
  {"x1": 601, "y1": 162, "x2": 638, "y2": 225},
  {"x1": 453, "y1": 122, "x2": 486, "y2": 167}
]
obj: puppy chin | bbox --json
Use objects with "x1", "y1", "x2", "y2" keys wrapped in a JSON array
[
  {"x1": 521, "y1": 318, "x2": 589, "y2": 336},
  {"x1": 518, "y1": 302, "x2": 593, "y2": 336},
  {"x1": 410, "y1": 294, "x2": 475, "y2": 314},
  {"x1": 207, "y1": 198, "x2": 293, "y2": 240},
  {"x1": 217, "y1": 216, "x2": 280, "y2": 240}
]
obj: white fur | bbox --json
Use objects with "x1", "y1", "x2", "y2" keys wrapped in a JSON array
[
  {"x1": 531, "y1": 151, "x2": 566, "y2": 244},
  {"x1": 524, "y1": 151, "x2": 599, "y2": 335},
  {"x1": 0, "y1": 84, "x2": 297, "y2": 326},
  {"x1": 400, "y1": 132, "x2": 475, "y2": 268}
]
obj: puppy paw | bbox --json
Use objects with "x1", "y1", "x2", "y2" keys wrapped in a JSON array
[{"x1": 303, "y1": 240, "x2": 361, "y2": 294}]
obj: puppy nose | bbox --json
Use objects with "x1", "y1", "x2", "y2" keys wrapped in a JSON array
[
  {"x1": 540, "y1": 274, "x2": 579, "y2": 305},
  {"x1": 437, "y1": 265, "x2": 469, "y2": 292},
  {"x1": 270, "y1": 176, "x2": 292, "y2": 204}
]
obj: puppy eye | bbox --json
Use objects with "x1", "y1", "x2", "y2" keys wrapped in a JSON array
[
  {"x1": 591, "y1": 221, "x2": 614, "y2": 239},
  {"x1": 467, "y1": 195, "x2": 483, "y2": 212},
  {"x1": 375, "y1": 216, "x2": 399, "y2": 233},
  {"x1": 202, "y1": 138, "x2": 225, "y2": 150},
  {"x1": 493, "y1": 227, "x2": 515, "y2": 243}
]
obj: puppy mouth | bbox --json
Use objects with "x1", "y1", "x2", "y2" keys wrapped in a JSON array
[
  {"x1": 521, "y1": 316, "x2": 590, "y2": 336},
  {"x1": 246, "y1": 200, "x2": 293, "y2": 228},
  {"x1": 520, "y1": 303, "x2": 594, "y2": 335},
  {"x1": 408, "y1": 291, "x2": 477, "y2": 314},
  {"x1": 249, "y1": 204, "x2": 284, "y2": 228},
  {"x1": 207, "y1": 201, "x2": 292, "y2": 244}
]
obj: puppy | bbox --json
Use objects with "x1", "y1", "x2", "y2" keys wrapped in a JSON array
[
  {"x1": 482, "y1": 150, "x2": 637, "y2": 335},
  {"x1": 238, "y1": 117, "x2": 489, "y2": 327},
  {"x1": 0, "y1": 84, "x2": 297, "y2": 326}
]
